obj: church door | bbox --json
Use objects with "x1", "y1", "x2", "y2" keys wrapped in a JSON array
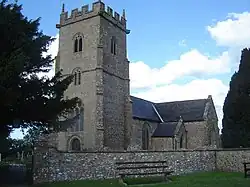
[{"x1": 71, "y1": 138, "x2": 81, "y2": 151}]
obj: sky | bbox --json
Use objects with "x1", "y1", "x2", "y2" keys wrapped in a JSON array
[{"x1": 11, "y1": 0, "x2": 250, "y2": 138}]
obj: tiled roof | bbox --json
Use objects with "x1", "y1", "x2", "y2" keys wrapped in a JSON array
[
  {"x1": 151, "y1": 122, "x2": 178, "y2": 137},
  {"x1": 130, "y1": 96, "x2": 160, "y2": 122},
  {"x1": 131, "y1": 96, "x2": 207, "y2": 122},
  {"x1": 155, "y1": 99, "x2": 207, "y2": 122}
]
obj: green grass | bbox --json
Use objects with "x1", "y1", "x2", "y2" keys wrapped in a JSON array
[{"x1": 35, "y1": 172, "x2": 250, "y2": 187}]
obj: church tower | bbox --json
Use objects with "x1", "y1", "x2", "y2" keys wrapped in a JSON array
[{"x1": 55, "y1": 1, "x2": 131, "y2": 151}]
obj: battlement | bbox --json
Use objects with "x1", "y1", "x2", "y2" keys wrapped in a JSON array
[{"x1": 57, "y1": 1, "x2": 127, "y2": 31}]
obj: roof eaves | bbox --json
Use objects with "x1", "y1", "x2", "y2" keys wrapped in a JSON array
[
  {"x1": 132, "y1": 116, "x2": 161, "y2": 123},
  {"x1": 152, "y1": 135, "x2": 174, "y2": 138}
]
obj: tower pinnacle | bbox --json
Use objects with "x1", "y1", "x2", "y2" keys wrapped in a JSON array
[
  {"x1": 122, "y1": 9, "x2": 126, "y2": 18},
  {"x1": 62, "y1": 3, "x2": 65, "y2": 13}
]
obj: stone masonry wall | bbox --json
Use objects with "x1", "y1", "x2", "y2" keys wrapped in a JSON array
[
  {"x1": 58, "y1": 14, "x2": 101, "y2": 149},
  {"x1": 206, "y1": 97, "x2": 220, "y2": 147},
  {"x1": 33, "y1": 139, "x2": 250, "y2": 184},
  {"x1": 57, "y1": 1, "x2": 130, "y2": 151},
  {"x1": 128, "y1": 119, "x2": 158, "y2": 150},
  {"x1": 33, "y1": 149, "x2": 215, "y2": 184},
  {"x1": 185, "y1": 121, "x2": 207, "y2": 149},
  {"x1": 151, "y1": 138, "x2": 173, "y2": 151},
  {"x1": 100, "y1": 4, "x2": 129, "y2": 150},
  {"x1": 216, "y1": 149, "x2": 250, "y2": 171}
]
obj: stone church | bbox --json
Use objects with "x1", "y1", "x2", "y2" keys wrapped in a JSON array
[{"x1": 54, "y1": 1, "x2": 220, "y2": 152}]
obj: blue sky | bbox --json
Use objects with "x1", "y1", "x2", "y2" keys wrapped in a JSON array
[{"x1": 11, "y1": 0, "x2": 250, "y2": 138}]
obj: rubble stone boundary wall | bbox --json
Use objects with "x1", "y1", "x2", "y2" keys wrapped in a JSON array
[{"x1": 33, "y1": 146, "x2": 250, "y2": 184}]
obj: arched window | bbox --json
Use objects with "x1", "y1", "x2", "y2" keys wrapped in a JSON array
[
  {"x1": 68, "y1": 110, "x2": 75, "y2": 132},
  {"x1": 180, "y1": 134, "x2": 183, "y2": 149},
  {"x1": 79, "y1": 38, "x2": 83, "y2": 52},
  {"x1": 74, "y1": 39, "x2": 78, "y2": 53},
  {"x1": 78, "y1": 71, "x2": 81, "y2": 85},
  {"x1": 111, "y1": 36, "x2": 116, "y2": 55},
  {"x1": 74, "y1": 72, "x2": 77, "y2": 85},
  {"x1": 69, "y1": 105, "x2": 83, "y2": 132},
  {"x1": 80, "y1": 107, "x2": 84, "y2": 131},
  {"x1": 71, "y1": 138, "x2": 81, "y2": 151},
  {"x1": 175, "y1": 139, "x2": 178, "y2": 150},
  {"x1": 142, "y1": 124, "x2": 149, "y2": 150},
  {"x1": 72, "y1": 68, "x2": 82, "y2": 86},
  {"x1": 75, "y1": 107, "x2": 80, "y2": 132},
  {"x1": 73, "y1": 33, "x2": 83, "y2": 53}
]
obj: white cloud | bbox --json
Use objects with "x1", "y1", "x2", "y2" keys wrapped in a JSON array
[
  {"x1": 207, "y1": 12, "x2": 250, "y2": 48},
  {"x1": 132, "y1": 78, "x2": 228, "y2": 130},
  {"x1": 130, "y1": 11, "x2": 250, "y2": 130},
  {"x1": 39, "y1": 34, "x2": 59, "y2": 79},
  {"x1": 14, "y1": 11, "x2": 250, "y2": 137},
  {"x1": 46, "y1": 34, "x2": 59, "y2": 59},
  {"x1": 43, "y1": 35, "x2": 229, "y2": 130},
  {"x1": 130, "y1": 49, "x2": 230, "y2": 89}
]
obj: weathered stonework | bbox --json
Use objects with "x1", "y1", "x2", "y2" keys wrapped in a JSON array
[
  {"x1": 151, "y1": 119, "x2": 188, "y2": 151},
  {"x1": 54, "y1": 1, "x2": 220, "y2": 153},
  {"x1": 56, "y1": 1, "x2": 130, "y2": 151},
  {"x1": 128, "y1": 119, "x2": 158, "y2": 150},
  {"x1": 33, "y1": 139, "x2": 250, "y2": 184},
  {"x1": 185, "y1": 121, "x2": 208, "y2": 149},
  {"x1": 151, "y1": 138, "x2": 174, "y2": 151},
  {"x1": 184, "y1": 97, "x2": 220, "y2": 149}
]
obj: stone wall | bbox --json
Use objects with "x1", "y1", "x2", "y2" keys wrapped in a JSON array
[
  {"x1": 216, "y1": 149, "x2": 250, "y2": 171},
  {"x1": 33, "y1": 141, "x2": 250, "y2": 184},
  {"x1": 57, "y1": 1, "x2": 131, "y2": 151},
  {"x1": 185, "y1": 121, "x2": 207, "y2": 149},
  {"x1": 101, "y1": 12, "x2": 130, "y2": 150},
  {"x1": 151, "y1": 137, "x2": 173, "y2": 151},
  {"x1": 129, "y1": 119, "x2": 158, "y2": 150},
  {"x1": 58, "y1": 12, "x2": 101, "y2": 150}
]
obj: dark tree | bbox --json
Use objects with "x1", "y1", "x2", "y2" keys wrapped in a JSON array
[
  {"x1": 222, "y1": 48, "x2": 250, "y2": 148},
  {"x1": 23, "y1": 126, "x2": 46, "y2": 147},
  {"x1": 0, "y1": 0, "x2": 79, "y2": 153}
]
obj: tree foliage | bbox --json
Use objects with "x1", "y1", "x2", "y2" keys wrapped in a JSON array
[
  {"x1": 0, "y1": 0, "x2": 79, "y2": 152},
  {"x1": 221, "y1": 48, "x2": 250, "y2": 148},
  {"x1": 23, "y1": 126, "x2": 46, "y2": 147}
]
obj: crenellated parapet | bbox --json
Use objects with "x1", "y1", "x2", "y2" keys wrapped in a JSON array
[{"x1": 56, "y1": 1, "x2": 127, "y2": 32}]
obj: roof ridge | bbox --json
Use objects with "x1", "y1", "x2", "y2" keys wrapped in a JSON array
[
  {"x1": 155, "y1": 98, "x2": 207, "y2": 104},
  {"x1": 130, "y1": 95, "x2": 154, "y2": 103}
]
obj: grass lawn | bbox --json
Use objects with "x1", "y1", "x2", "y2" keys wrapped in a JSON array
[{"x1": 35, "y1": 172, "x2": 250, "y2": 187}]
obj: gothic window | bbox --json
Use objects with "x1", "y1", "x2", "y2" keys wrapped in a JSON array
[
  {"x1": 80, "y1": 107, "x2": 84, "y2": 131},
  {"x1": 78, "y1": 71, "x2": 81, "y2": 85},
  {"x1": 71, "y1": 138, "x2": 81, "y2": 151},
  {"x1": 111, "y1": 36, "x2": 116, "y2": 55},
  {"x1": 75, "y1": 107, "x2": 80, "y2": 132},
  {"x1": 73, "y1": 33, "x2": 83, "y2": 53},
  {"x1": 175, "y1": 139, "x2": 178, "y2": 150},
  {"x1": 74, "y1": 72, "x2": 77, "y2": 85},
  {"x1": 72, "y1": 68, "x2": 82, "y2": 86},
  {"x1": 180, "y1": 134, "x2": 183, "y2": 149},
  {"x1": 69, "y1": 105, "x2": 84, "y2": 132},
  {"x1": 74, "y1": 39, "x2": 78, "y2": 52},
  {"x1": 68, "y1": 110, "x2": 76, "y2": 132},
  {"x1": 79, "y1": 38, "x2": 83, "y2": 52},
  {"x1": 142, "y1": 123, "x2": 149, "y2": 150}
]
